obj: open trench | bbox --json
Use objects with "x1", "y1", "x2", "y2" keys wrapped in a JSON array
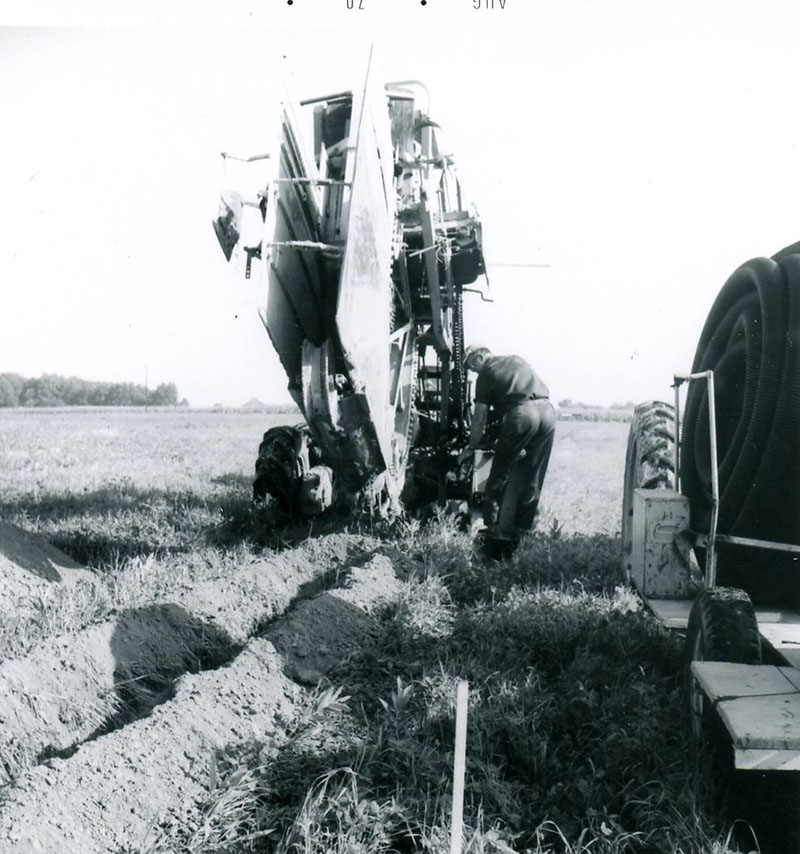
[
  {"x1": 0, "y1": 527, "x2": 402, "y2": 853},
  {"x1": 0, "y1": 530, "x2": 371, "y2": 784}
]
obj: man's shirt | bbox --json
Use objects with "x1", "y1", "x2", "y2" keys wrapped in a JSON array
[{"x1": 475, "y1": 355, "x2": 549, "y2": 413}]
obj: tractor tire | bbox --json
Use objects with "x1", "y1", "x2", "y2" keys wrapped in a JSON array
[
  {"x1": 252, "y1": 424, "x2": 314, "y2": 509},
  {"x1": 680, "y1": 247, "x2": 800, "y2": 607},
  {"x1": 621, "y1": 401, "x2": 675, "y2": 583},
  {"x1": 685, "y1": 587, "x2": 761, "y2": 823}
]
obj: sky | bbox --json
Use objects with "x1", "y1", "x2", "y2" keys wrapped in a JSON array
[{"x1": 2, "y1": 1, "x2": 800, "y2": 408}]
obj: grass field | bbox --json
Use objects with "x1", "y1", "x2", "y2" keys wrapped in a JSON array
[
  {"x1": 0, "y1": 408, "x2": 299, "y2": 562},
  {"x1": 0, "y1": 407, "x2": 293, "y2": 505},
  {"x1": 0, "y1": 408, "x2": 774, "y2": 853},
  {"x1": 0, "y1": 408, "x2": 625, "y2": 555}
]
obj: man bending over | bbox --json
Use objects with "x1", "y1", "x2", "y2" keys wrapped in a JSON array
[{"x1": 459, "y1": 345, "x2": 556, "y2": 543}]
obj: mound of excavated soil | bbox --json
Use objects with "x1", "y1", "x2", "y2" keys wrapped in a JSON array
[
  {"x1": 270, "y1": 554, "x2": 402, "y2": 685},
  {"x1": 0, "y1": 553, "x2": 402, "y2": 853},
  {"x1": 0, "y1": 534, "x2": 367, "y2": 786},
  {"x1": 0, "y1": 520, "x2": 97, "y2": 600}
]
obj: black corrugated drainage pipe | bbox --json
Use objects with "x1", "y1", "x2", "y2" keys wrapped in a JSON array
[{"x1": 681, "y1": 243, "x2": 800, "y2": 607}]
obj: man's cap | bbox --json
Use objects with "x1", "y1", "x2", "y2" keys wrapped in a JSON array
[{"x1": 463, "y1": 344, "x2": 490, "y2": 368}]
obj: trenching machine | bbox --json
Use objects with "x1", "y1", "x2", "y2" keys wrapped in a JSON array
[{"x1": 214, "y1": 61, "x2": 494, "y2": 516}]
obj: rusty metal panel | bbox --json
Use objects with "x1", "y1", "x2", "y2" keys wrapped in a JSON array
[{"x1": 631, "y1": 489, "x2": 692, "y2": 597}]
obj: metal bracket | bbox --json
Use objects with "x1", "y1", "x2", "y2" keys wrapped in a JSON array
[
  {"x1": 462, "y1": 286, "x2": 494, "y2": 303},
  {"x1": 673, "y1": 371, "x2": 719, "y2": 587},
  {"x1": 220, "y1": 152, "x2": 271, "y2": 162},
  {"x1": 673, "y1": 370, "x2": 800, "y2": 586},
  {"x1": 244, "y1": 246, "x2": 261, "y2": 279},
  {"x1": 273, "y1": 177, "x2": 352, "y2": 188},
  {"x1": 265, "y1": 240, "x2": 343, "y2": 257}
]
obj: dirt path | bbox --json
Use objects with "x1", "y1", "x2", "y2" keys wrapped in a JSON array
[{"x1": 0, "y1": 553, "x2": 401, "y2": 853}]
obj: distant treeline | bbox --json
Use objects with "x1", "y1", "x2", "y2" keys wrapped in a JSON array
[{"x1": 0, "y1": 373, "x2": 183, "y2": 408}]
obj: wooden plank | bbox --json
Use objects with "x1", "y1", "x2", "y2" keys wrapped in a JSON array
[
  {"x1": 644, "y1": 602, "x2": 800, "y2": 635},
  {"x1": 645, "y1": 598, "x2": 692, "y2": 629},
  {"x1": 717, "y1": 693, "x2": 800, "y2": 750},
  {"x1": 758, "y1": 622, "x2": 800, "y2": 651},
  {"x1": 754, "y1": 608, "x2": 800, "y2": 626},
  {"x1": 691, "y1": 662, "x2": 798, "y2": 703},
  {"x1": 780, "y1": 650, "x2": 800, "y2": 671},
  {"x1": 783, "y1": 667, "x2": 800, "y2": 692},
  {"x1": 735, "y1": 747, "x2": 800, "y2": 771}
]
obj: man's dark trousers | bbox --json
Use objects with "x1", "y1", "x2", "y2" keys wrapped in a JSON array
[{"x1": 484, "y1": 398, "x2": 556, "y2": 533}]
